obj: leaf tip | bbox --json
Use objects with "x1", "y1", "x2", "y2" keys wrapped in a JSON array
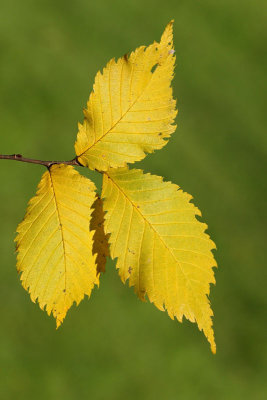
[
  {"x1": 161, "y1": 20, "x2": 174, "y2": 47},
  {"x1": 211, "y1": 339, "x2": 216, "y2": 354},
  {"x1": 207, "y1": 324, "x2": 216, "y2": 354},
  {"x1": 55, "y1": 315, "x2": 64, "y2": 329}
]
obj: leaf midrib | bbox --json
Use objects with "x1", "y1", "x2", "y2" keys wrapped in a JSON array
[{"x1": 49, "y1": 169, "x2": 67, "y2": 294}]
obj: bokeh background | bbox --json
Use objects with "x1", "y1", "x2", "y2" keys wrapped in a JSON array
[{"x1": 0, "y1": 0, "x2": 266, "y2": 398}]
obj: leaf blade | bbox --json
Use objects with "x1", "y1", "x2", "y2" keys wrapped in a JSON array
[
  {"x1": 75, "y1": 21, "x2": 177, "y2": 171},
  {"x1": 101, "y1": 167, "x2": 217, "y2": 353},
  {"x1": 15, "y1": 164, "x2": 98, "y2": 327}
]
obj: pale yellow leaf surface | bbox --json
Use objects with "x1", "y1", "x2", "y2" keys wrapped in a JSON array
[
  {"x1": 15, "y1": 164, "x2": 98, "y2": 327},
  {"x1": 75, "y1": 21, "x2": 177, "y2": 171},
  {"x1": 90, "y1": 196, "x2": 110, "y2": 274},
  {"x1": 101, "y1": 167, "x2": 217, "y2": 353}
]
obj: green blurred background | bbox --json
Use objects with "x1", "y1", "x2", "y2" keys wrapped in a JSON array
[{"x1": 0, "y1": 0, "x2": 266, "y2": 398}]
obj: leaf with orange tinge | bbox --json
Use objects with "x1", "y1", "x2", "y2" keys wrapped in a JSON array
[{"x1": 90, "y1": 196, "x2": 110, "y2": 274}]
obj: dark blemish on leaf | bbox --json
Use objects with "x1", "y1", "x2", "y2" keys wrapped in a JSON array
[
  {"x1": 63, "y1": 289, "x2": 66, "y2": 293},
  {"x1": 128, "y1": 248, "x2": 135, "y2": 255},
  {"x1": 128, "y1": 267, "x2": 132, "y2": 274},
  {"x1": 123, "y1": 53, "x2": 128, "y2": 61},
  {"x1": 151, "y1": 64, "x2": 158, "y2": 74}
]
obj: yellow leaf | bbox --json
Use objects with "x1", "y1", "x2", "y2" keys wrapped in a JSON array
[
  {"x1": 15, "y1": 164, "x2": 98, "y2": 327},
  {"x1": 90, "y1": 196, "x2": 110, "y2": 274},
  {"x1": 75, "y1": 21, "x2": 177, "y2": 171},
  {"x1": 101, "y1": 167, "x2": 217, "y2": 353}
]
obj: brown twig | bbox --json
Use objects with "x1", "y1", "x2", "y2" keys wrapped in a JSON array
[{"x1": 0, "y1": 154, "x2": 82, "y2": 168}]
